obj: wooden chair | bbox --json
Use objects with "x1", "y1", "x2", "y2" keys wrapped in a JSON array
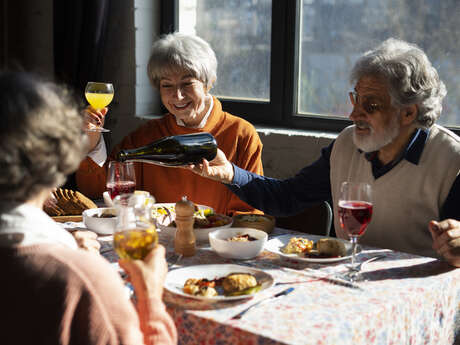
[{"x1": 275, "y1": 201, "x2": 333, "y2": 237}]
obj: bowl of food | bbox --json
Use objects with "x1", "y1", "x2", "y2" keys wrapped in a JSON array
[
  {"x1": 152, "y1": 203, "x2": 233, "y2": 242},
  {"x1": 232, "y1": 214, "x2": 275, "y2": 234},
  {"x1": 209, "y1": 227, "x2": 268, "y2": 259},
  {"x1": 82, "y1": 207, "x2": 117, "y2": 235}
]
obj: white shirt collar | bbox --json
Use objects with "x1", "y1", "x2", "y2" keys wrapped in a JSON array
[
  {"x1": 175, "y1": 96, "x2": 214, "y2": 129},
  {"x1": 0, "y1": 203, "x2": 78, "y2": 249}
]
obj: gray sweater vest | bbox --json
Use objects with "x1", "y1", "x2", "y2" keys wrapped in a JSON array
[{"x1": 330, "y1": 125, "x2": 460, "y2": 257}]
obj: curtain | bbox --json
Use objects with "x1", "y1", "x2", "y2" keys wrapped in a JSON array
[{"x1": 53, "y1": 0, "x2": 110, "y2": 190}]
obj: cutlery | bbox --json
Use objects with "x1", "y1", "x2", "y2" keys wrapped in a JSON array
[
  {"x1": 231, "y1": 287, "x2": 294, "y2": 320},
  {"x1": 346, "y1": 254, "x2": 386, "y2": 272},
  {"x1": 167, "y1": 253, "x2": 183, "y2": 269},
  {"x1": 280, "y1": 267, "x2": 363, "y2": 290}
]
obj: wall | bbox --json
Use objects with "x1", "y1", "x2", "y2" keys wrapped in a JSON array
[
  {"x1": 0, "y1": 0, "x2": 335, "y2": 180},
  {"x1": 257, "y1": 127, "x2": 335, "y2": 178}
]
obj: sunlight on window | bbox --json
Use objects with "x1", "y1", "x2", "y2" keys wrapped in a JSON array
[
  {"x1": 178, "y1": 0, "x2": 272, "y2": 102},
  {"x1": 298, "y1": 0, "x2": 460, "y2": 127}
]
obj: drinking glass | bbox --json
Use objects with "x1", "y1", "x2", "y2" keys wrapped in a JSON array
[
  {"x1": 338, "y1": 181, "x2": 373, "y2": 281},
  {"x1": 106, "y1": 161, "x2": 136, "y2": 200},
  {"x1": 85, "y1": 82, "x2": 114, "y2": 132},
  {"x1": 113, "y1": 193, "x2": 158, "y2": 260}
]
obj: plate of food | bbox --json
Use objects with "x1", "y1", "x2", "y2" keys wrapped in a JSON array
[
  {"x1": 164, "y1": 264, "x2": 274, "y2": 301},
  {"x1": 152, "y1": 203, "x2": 233, "y2": 242},
  {"x1": 265, "y1": 234, "x2": 356, "y2": 263}
]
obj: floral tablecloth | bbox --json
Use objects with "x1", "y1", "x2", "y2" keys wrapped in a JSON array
[{"x1": 64, "y1": 222, "x2": 460, "y2": 345}]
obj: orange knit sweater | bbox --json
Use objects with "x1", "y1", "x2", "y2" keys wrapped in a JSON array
[{"x1": 76, "y1": 97, "x2": 264, "y2": 216}]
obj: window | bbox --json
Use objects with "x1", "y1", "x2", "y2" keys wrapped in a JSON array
[{"x1": 162, "y1": 0, "x2": 460, "y2": 133}]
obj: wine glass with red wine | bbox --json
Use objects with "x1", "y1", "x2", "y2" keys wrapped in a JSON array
[
  {"x1": 338, "y1": 181, "x2": 373, "y2": 282},
  {"x1": 106, "y1": 161, "x2": 136, "y2": 200}
]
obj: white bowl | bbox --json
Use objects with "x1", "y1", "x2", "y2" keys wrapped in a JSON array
[
  {"x1": 83, "y1": 207, "x2": 117, "y2": 235},
  {"x1": 152, "y1": 203, "x2": 232, "y2": 242},
  {"x1": 209, "y1": 227, "x2": 268, "y2": 259}
]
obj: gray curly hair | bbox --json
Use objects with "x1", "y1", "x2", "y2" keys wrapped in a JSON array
[
  {"x1": 350, "y1": 38, "x2": 447, "y2": 128},
  {"x1": 147, "y1": 32, "x2": 217, "y2": 90},
  {"x1": 0, "y1": 71, "x2": 88, "y2": 202}
]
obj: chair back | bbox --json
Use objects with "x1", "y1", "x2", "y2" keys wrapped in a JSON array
[{"x1": 275, "y1": 201, "x2": 332, "y2": 237}]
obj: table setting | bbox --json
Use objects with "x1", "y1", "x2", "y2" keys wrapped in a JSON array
[{"x1": 53, "y1": 179, "x2": 460, "y2": 345}]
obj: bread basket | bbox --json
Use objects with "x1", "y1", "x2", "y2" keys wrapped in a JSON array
[{"x1": 232, "y1": 214, "x2": 275, "y2": 234}]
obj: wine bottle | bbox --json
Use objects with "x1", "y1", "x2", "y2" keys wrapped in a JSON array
[{"x1": 117, "y1": 132, "x2": 217, "y2": 166}]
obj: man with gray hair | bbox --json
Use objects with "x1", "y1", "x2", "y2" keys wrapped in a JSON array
[{"x1": 188, "y1": 38, "x2": 460, "y2": 267}]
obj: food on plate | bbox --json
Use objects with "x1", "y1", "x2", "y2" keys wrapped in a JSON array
[
  {"x1": 182, "y1": 272, "x2": 260, "y2": 297},
  {"x1": 281, "y1": 237, "x2": 314, "y2": 254},
  {"x1": 316, "y1": 238, "x2": 347, "y2": 257},
  {"x1": 222, "y1": 273, "x2": 260, "y2": 296},
  {"x1": 227, "y1": 234, "x2": 258, "y2": 242},
  {"x1": 183, "y1": 278, "x2": 220, "y2": 297},
  {"x1": 44, "y1": 188, "x2": 97, "y2": 216},
  {"x1": 281, "y1": 237, "x2": 347, "y2": 258}
]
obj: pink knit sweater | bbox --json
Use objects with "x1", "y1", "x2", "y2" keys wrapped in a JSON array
[{"x1": 0, "y1": 243, "x2": 177, "y2": 345}]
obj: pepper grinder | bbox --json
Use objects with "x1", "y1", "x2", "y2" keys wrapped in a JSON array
[{"x1": 174, "y1": 196, "x2": 196, "y2": 257}]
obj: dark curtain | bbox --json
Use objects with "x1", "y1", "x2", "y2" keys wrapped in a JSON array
[{"x1": 53, "y1": 0, "x2": 110, "y2": 190}]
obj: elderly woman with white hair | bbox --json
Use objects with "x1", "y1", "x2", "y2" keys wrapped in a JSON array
[
  {"x1": 78, "y1": 32, "x2": 264, "y2": 216},
  {"x1": 186, "y1": 38, "x2": 460, "y2": 267},
  {"x1": 0, "y1": 71, "x2": 177, "y2": 344}
]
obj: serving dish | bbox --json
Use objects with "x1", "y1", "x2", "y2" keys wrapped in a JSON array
[
  {"x1": 209, "y1": 227, "x2": 267, "y2": 259},
  {"x1": 232, "y1": 214, "x2": 275, "y2": 234},
  {"x1": 265, "y1": 234, "x2": 357, "y2": 263},
  {"x1": 164, "y1": 264, "x2": 274, "y2": 301},
  {"x1": 82, "y1": 207, "x2": 117, "y2": 235},
  {"x1": 152, "y1": 203, "x2": 232, "y2": 242}
]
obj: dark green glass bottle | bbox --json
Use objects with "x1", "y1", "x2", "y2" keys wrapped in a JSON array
[{"x1": 117, "y1": 132, "x2": 217, "y2": 166}]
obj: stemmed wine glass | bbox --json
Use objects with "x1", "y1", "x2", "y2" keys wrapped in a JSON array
[
  {"x1": 338, "y1": 181, "x2": 373, "y2": 282},
  {"x1": 106, "y1": 161, "x2": 136, "y2": 200},
  {"x1": 85, "y1": 82, "x2": 114, "y2": 132}
]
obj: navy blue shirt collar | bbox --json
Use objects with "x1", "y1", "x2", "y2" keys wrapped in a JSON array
[{"x1": 362, "y1": 128, "x2": 430, "y2": 179}]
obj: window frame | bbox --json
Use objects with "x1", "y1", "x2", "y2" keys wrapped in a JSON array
[{"x1": 161, "y1": 0, "x2": 459, "y2": 135}]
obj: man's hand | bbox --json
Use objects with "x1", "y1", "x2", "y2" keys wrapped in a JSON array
[
  {"x1": 187, "y1": 148, "x2": 234, "y2": 184},
  {"x1": 118, "y1": 245, "x2": 168, "y2": 301},
  {"x1": 72, "y1": 230, "x2": 101, "y2": 254},
  {"x1": 429, "y1": 219, "x2": 460, "y2": 267}
]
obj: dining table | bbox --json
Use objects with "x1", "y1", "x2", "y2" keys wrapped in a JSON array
[{"x1": 62, "y1": 221, "x2": 460, "y2": 345}]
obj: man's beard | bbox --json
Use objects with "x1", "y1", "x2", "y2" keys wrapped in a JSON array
[{"x1": 352, "y1": 113, "x2": 401, "y2": 153}]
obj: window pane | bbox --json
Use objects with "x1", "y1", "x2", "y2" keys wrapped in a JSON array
[
  {"x1": 178, "y1": 0, "x2": 271, "y2": 101},
  {"x1": 298, "y1": 0, "x2": 460, "y2": 127}
]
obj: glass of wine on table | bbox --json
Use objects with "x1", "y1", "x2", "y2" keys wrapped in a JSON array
[
  {"x1": 338, "y1": 181, "x2": 373, "y2": 282},
  {"x1": 84, "y1": 82, "x2": 114, "y2": 132},
  {"x1": 106, "y1": 161, "x2": 136, "y2": 200}
]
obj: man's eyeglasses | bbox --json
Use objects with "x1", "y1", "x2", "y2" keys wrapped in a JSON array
[{"x1": 349, "y1": 91, "x2": 383, "y2": 115}]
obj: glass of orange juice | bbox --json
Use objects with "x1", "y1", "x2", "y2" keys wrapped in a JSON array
[{"x1": 85, "y1": 81, "x2": 114, "y2": 132}]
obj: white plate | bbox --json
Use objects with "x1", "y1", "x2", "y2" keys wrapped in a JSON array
[
  {"x1": 265, "y1": 234, "x2": 356, "y2": 263},
  {"x1": 164, "y1": 264, "x2": 274, "y2": 301}
]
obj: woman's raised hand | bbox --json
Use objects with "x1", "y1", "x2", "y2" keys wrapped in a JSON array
[
  {"x1": 187, "y1": 148, "x2": 234, "y2": 184},
  {"x1": 83, "y1": 106, "x2": 107, "y2": 151}
]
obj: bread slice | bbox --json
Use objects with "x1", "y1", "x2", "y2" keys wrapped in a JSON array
[
  {"x1": 317, "y1": 238, "x2": 347, "y2": 257},
  {"x1": 44, "y1": 188, "x2": 97, "y2": 216}
]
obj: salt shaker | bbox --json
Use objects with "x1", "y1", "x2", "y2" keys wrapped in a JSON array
[{"x1": 174, "y1": 196, "x2": 196, "y2": 257}]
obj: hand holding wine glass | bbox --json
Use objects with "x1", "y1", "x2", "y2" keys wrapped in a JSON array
[
  {"x1": 84, "y1": 82, "x2": 114, "y2": 132},
  {"x1": 106, "y1": 161, "x2": 136, "y2": 200},
  {"x1": 338, "y1": 181, "x2": 373, "y2": 282}
]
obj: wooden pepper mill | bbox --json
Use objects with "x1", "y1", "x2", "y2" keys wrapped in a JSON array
[{"x1": 174, "y1": 196, "x2": 196, "y2": 257}]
